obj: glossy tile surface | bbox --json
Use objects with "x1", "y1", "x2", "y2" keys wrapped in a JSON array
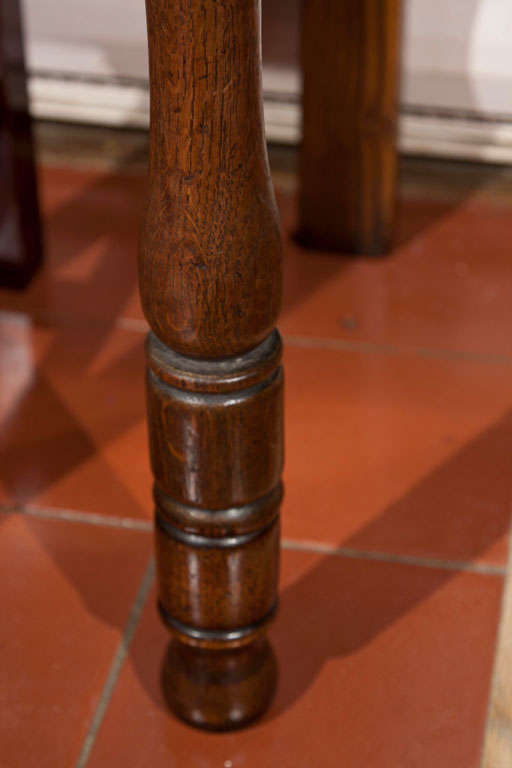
[
  {"x1": 279, "y1": 193, "x2": 512, "y2": 357},
  {"x1": 0, "y1": 513, "x2": 152, "y2": 768},
  {"x1": 0, "y1": 314, "x2": 150, "y2": 517},
  {"x1": 87, "y1": 550, "x2": 503, "y2": 768},
  {"x1": 282, "y1": 344, "x2": 512, "y2": 565}
]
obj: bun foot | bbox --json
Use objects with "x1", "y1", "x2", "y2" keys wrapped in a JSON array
[{"x1": 161, "y1": 638, "x2": 278, "y2": 731}]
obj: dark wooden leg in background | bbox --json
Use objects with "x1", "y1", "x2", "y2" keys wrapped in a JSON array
[
  {"x1": 0, "y1": 0, "x2": 42, "y2": 287},
  {"x1": 299, "y1": 0, "x2": 402, "y2": 255},
  {"x1": 140, "y1": 0, "x2": 284, "y2": 730}
]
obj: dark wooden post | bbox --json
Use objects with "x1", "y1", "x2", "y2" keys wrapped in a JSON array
[
  {"x1": 0, "y1": 0, "x2": 42, "y2": 287},
  {"x1": 140, "y1": 0, "x2": 284, "y2": 730},
  {"x1": 299, "y1": 0, "x2": 402, "y2": 255}
]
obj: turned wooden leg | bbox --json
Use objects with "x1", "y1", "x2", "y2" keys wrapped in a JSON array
[
  {"x1": 140, "y1": 0, "x2": 284, "y2": 730},
  {"x1": 0, "y1": 0, "x2": 42, "y2": 287},
  {"x1": 299, "y1": 0, "x2": 402, "y2": 255}
]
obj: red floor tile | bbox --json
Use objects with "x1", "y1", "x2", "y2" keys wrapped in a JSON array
[
  {"x1": 0, "y1": 513, "x2": 152, "y2": 768},
  {"x1": 279, "y1": 194, "x2": 512, "y2": 357},
  {"x1": 283, "y1": 344, "x2": 512, "y2": 565},
  {"x1": 1, "y1": 159, "x2": 510, "y2": 767},
  {"x1": 87, "y1": 549, "x2": 502, "y2": 768},
  {"x1": 0, "y1": 314, "x2": 150, "y2": 518}
]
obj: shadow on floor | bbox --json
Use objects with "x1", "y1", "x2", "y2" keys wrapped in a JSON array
[
  {"x1": 1, "y1": 145, "x2": 511, "y2": 727},
  {"x1": 14, "y1": 403, "x2": 512, "y2": 726}
]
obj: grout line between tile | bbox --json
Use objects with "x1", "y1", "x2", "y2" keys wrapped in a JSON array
[
  {"x1": 5, "y1": 309, "x2": 512, "y2": 369},
  {"x1": 282, "y1": 334, "x2": 512, "y2": 368},
  {"x1": 480, "y1": 516, "x2": 512, "y2": 768},
  {"x1": 1, "y1": 503, "x2": 153, "y2": 532},
  {"x1": 1, "y1": 502, "x2": 504, "y2": 576},
  {"x1": 282, "y1": 538, "x2": 507, "y2": 577},
  {"x1": 114, "y1": 317, "x2": 512, "y2": 369},
  {"x1": 2, "y1": 502, "x2": 504, "y2": 576},
  {"x1": 75, "y1": 557, "x2": 156, "y2": 768}
]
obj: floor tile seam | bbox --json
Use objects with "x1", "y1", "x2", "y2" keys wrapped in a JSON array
[
  {"x1": 1, "y1": 503, "x2": 504, "y2": 576},
  {"x1": 282, "y1": 538, "x2": 507, "y2": 576},
  {"x1": 3, "y1": 310, "x2": 512, "y2": 368},
  {"x1": 0, "y1": 502, "x2": 153, "y2": 532},
  {"x1": 116, "y1": 318, "x2": 512, "y2": 368},
  {"x1": 75, "y1": 556, "x2": 156, "y2": 768}
]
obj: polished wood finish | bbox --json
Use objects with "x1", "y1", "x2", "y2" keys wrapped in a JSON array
[
  {"x1": 0, "y1": 0, "x2": 42, "y2": 287},
  {"x1": 299, "y1": 0, "x2": 402, "y2": 255},
  {"x1": 141, "y1": 0, "x2": 284, "y2": 730}
]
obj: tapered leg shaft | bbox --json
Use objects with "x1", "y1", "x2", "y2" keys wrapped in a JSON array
[
  {"x1": 140, "y1": 0, "x2": 284, "y2": 730},
  {"x1": 299, "y1": 0, "x2": 402, "y2": 255}
]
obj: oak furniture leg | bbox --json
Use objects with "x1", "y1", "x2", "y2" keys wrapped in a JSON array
[
  {"x1": 299, "y1": 0, "x2": 402, "y2": 255},
  {"x1": 140, "y1": 0, "x2": 284, "y2": 730},
  {"x1": 0, "y1": 0, "x2": 42, "y2": 287}
]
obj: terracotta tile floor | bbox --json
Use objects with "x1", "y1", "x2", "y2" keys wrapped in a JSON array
[
  {"x1": 0, "y1": 514, "x2": 153, "y2": 768},
  {"x1": 2, "y1": 130, "x2": 512, "y2": 766},
  {"x1": 87, "y1": 566, "x2": 502, "y2": 768}
]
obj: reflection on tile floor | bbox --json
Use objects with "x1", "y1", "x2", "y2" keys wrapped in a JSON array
[{"x1": 1, "y1": 138, "x2": 512, "y2": 766}]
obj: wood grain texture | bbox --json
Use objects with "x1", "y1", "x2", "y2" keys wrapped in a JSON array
[
  {"x1": 299, "y1": 0, "x2": 402, "y2": 255},
  {"x1": 140, "y1": 0, "x2": 283, "y2": 358},
  {"x1": 0, "y1": 0, "x2": 42, "y2": 287},
  {"x1": 140, "y1": 0, "x2": 284, "y2": 729}
]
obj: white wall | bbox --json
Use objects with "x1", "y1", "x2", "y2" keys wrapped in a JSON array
[
  {"x1": 402, "y1": 0, "x2": 512, "y2": 116},
  {"x1": 22, "y1": 0, "x2": 512, "y2": 118},
  {"x1": 22, "y1": 0, "x2": 148, "y2": 81}
]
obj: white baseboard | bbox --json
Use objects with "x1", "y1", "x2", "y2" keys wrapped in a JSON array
[
  {"x1": 29, "y1": 75, "x2": 150, "y2": 128},
  {"x1": 29, "y1": 73, "x2": 512, "y2": 165}
]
